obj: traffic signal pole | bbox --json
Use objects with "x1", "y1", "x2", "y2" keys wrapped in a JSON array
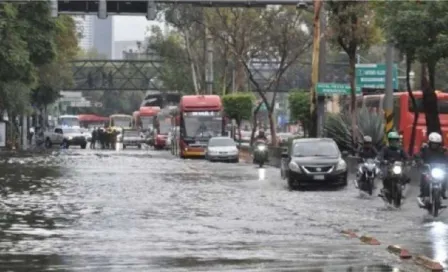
[
  {"x1": 384, "y1": 43, "x2": 394, "y2": 141},
  {"x1": 309, "y1": 0, "x2": 322, "y2": 137}
]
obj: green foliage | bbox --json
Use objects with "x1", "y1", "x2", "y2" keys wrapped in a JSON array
[
  {"x1": 222, "y1": 93, "x2": 255, "y2": 124},
  {"x1": 32, "y1": 15, "x2": 79, "y2": 107},
  {"x1": 147, "y1": 26, "x2": 196, "y2": 93},
  {"x1": 288, "y1": 90, "x2": 310, "y2": 132},
  {"x1": 324, "y1": 107, "x2": 385, "y2": 153},
  {"x1": 378, "y1": 1, "x2": 448, "y2": 75}
]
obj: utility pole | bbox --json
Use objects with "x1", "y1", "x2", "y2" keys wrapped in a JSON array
[
  {"x1": 309, "y1": 0, "x2": 322, "y2": 137},
  {"x1": 316, "y1": 3, "x2": 326, "y2": 137},
  {"x1": 205, "y1": 23, "x2": 214, "y2": 94},
  {"x1": 384, "y1": 42, "x2": 394, "y2": 140}
]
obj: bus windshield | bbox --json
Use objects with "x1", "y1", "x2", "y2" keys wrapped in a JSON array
[
  {"x1": 159, "y1": 121, "x2": 171, "y2": 134},
  {"x1": 409, "y1": 97, "x2": 448, "y2": 114},
  {"x1": 140, "y1": 116, "x2": 155, "y2": 130},
  {"x1": 182, "y1": 111, "x2": 222, "y2": 140},
  {"x1": 58, "y1": 117, "x2": 79, "y2": 127},
  {"x1": 111, "y1": 117, "x2": 132, "y2": 128}
]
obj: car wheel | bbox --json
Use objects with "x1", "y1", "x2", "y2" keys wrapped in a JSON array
[
  {"x1": 288, "y1": 176, "x2": 300, "y2": 190},
  {"x1": 80, "y1": 143, "x2": 87, "y2": 149},
  {"x1": 123, "y1": 145, "x2": 126, "y2": 149}
]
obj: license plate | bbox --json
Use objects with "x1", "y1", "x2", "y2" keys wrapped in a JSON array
[{"x1": 313, "y1": 175, "x2": 325, "y2": 180}]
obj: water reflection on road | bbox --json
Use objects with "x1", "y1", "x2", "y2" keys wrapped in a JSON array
[{"x1": 0, "y1": 149, "x2": 441, "y2": 271}]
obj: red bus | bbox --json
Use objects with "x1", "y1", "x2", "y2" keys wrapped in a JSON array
[
  {"x1": 178, "y1": 95, "x2": 224, "y2": 158},
  {"x1": 153, "y1": 107, "x2": 174, "y2": 149},
  {"x1": 138, "y1": 106, "x2": 160, "y2": 132},
  {"x1": 357, "y1": 91, "x2": 448, "y2": 154},
  {"x1": 78, "y1": 114, "x2": 109, "y2": 129}
]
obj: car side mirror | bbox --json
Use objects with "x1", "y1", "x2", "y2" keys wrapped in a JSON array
[{"x1": 342, "y1": 151, "x2": 349, "y2": 156}]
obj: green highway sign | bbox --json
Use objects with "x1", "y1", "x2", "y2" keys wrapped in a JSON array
[
  {"x1": 356, "y1": 63, "x2": 399, "y2": 89},
  {"x1": 316, "y1": 83, "x2": 361, "y2": 95}
]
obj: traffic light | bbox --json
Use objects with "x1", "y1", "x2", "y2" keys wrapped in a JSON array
[
  {"x1": 147, "y1": 1, "x2": 156, "y2": 21},
  {"x1": 50, "y1": 0, "x2": 58, "y2": 18},
  {"x1": 98, "y1": 0, "x2": 107, "y2": 19}
]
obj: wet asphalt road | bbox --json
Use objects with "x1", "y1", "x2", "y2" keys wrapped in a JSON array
[{"x1": 0, "y1": 148, "x2": 447, "y2": 271}]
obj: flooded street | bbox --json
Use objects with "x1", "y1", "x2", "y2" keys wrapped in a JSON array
[{"x1": 0, "y1": 149, "x2": 447, "y2": 271}]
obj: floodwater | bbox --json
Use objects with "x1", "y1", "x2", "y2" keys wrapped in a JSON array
[{"x1": 0, "y1": 149, "x2": 446, "y2": 271}]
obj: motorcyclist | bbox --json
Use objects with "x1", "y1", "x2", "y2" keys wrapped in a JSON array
[
  {"x1": 357, "y1": 136, "x2": 378, "y2": 160},
  {"x1": 417, "y1": 132, "x2": 448, "y2": 199},
  {"x1": 379, "y1": 131, "x2": 410, "y2": 197},
  {"x1": 255, "y1": 129, "x2": 268, "y2": 142},
  {"x1": 355, "y1": 136, "x2": 378, "y2": 187}
]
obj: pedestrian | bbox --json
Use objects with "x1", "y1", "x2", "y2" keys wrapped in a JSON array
[{"x1": 90, "y1": 127, "x2": 97, "y2": 149}]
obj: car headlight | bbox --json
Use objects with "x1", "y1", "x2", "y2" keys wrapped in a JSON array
[
  {"x1": 336, "y1": 159, "x2": 347, "y2": 171},
  {"x1": 392, "y1": 165, "x2": 402, "y2": 175},
  {"x1": 68, "y1": 136, "x2": 73, "y2": 140},
  {"x1": 431, "y1": 168, "x2": 445, "y2": 180},
  {"x1": 208, "y1": 149, "x2": 217, "y2": 155},
  {"x1": 288, "y1": 161, "x2": 301, "y2": 173}
]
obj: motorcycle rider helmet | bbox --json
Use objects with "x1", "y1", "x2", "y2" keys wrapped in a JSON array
[
  {"x1": 258, "y1": 129, "x2": 265, "y2": 138},
  {"x1": 428, "y1": 132, "x2": 443, "y2": 150},
  {"x1": 387, "y1": 131, "x2": 400, "y2": 148},
  {"x1": 363, "y1": 135, "x2": 373, "y2": 149}
]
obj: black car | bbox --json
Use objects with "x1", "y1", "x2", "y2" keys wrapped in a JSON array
[{"x1": 280, "y1": 138, "x2": 348, "y2": 190}]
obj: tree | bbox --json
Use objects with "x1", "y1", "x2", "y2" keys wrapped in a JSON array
[
  {"x1": 146, "y1": 25, "x2": 196, "y2": 93},
  {"x1": 378, "y1": 1, "x2": 448, "y2": 136},
  {"x1": 32, "y1": 15, "x2": 79, "y2": 108},
  {"x1": 326, "y1": 1, "x2": 381, "y2": 141},
  {"x1": 223, "y1": 93, "x2": 255, "y2": 145},
  {"x1": 0, "y1": 3, "x2": 36, "y2": 117},
  {"x1": 206, "y1": 7, "x2": 312, "y2": 146},
  {"x1": 288, "y1": 90, "x2": 310, "y2": 137}
]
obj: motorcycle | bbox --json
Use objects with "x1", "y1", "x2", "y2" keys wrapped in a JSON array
[
  {"x1": 380, "y1": 160, "x2": 406, "y2": 208},
  {"x1": 253, "y1": 141, "x2": 268, "y2": 168},
  {"x1": 356, "y1": 158, "x2": 379, "y2": 195},
  {"x1": 417, "y1": 163, "x2": 447, "y2": 217}
]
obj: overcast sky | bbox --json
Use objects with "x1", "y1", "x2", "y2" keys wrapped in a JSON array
[{"x1": 113, "y1": 16, "x2": 164, "y2": 41}]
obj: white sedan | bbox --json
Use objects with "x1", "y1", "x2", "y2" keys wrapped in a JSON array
[{"x1": 205, "y1": 137, "x2": 239, "y2": 163}]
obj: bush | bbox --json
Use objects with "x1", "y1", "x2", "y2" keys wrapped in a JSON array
[{"x1": 324, "y1": 107, "x2": 385, "y2": 153}]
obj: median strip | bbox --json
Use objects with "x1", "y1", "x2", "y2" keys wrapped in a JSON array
[
  {"x1": 387, "y1": 245, "x2": 412, "y2": 259},
  {"x1": 414, "y1": 255, "x2": 444, "y2": 272},
  {"x1": 339, "y1": 230, "x2": 444, "y2": 271},
  {"x1": 359, "y1": 235, "x2": 381, "y2": 245}
]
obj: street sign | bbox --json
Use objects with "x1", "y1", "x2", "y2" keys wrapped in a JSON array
[
  {"x1": 356, "y1": 63, "x2": 399, "y2": 89},
  {"x1": 316, "y1": 83, "x2": 361, "y2": 95}
]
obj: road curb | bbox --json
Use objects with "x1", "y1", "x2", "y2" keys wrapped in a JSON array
[
  {"x1": 387, "y1": 245, "x2": 412, "y2": 259},
  {"x1": 359, "y1": 235, "x2": 381, "y2": 245},
  {"x1": 414, "y1": 255, "x2": 444, "y2": 271}
]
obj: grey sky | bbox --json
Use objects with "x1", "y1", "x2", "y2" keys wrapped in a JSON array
[{"x1": 113, "y1": 16, "x2": 163, "y2": 41}]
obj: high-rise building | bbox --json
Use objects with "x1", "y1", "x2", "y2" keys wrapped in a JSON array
[
  {"x1": 73, "y1": 15, "x2": 94, "y2": 50},
  {"x1": 73, "y1": 15, "x2": 114, "y2": 58},
  {"x1": 93, "y1": 17, "x2": 114, "y2": 58}
]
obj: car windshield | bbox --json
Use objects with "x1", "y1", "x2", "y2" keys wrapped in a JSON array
[
  {"x1": 209, "y1": 138, "x2": 235, "y2": 147},
  {"x1": 63, "y1": 128, "x2": 81, "y2": 134},
  {"x1": 111, "y1": 117, "x2": 132, "y2": 128},
  {"x1": 293, "y1": 141, "x2": 339, "y2": 157},
  {"x1": 183, "y1": 114, "x2": 222, "y2": 139},
  {"x1": 124, "y1": 130, "x2": 139, "y2": 137}
]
